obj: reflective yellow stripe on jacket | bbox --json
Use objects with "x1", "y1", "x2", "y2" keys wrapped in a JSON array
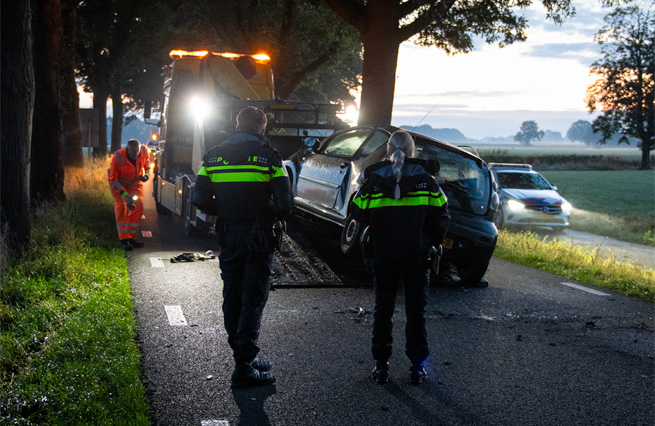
[
  {"x1": 198, "y1": 164, "x2": 286, "y2": 183},
  {"x1": 353, "y1": 190, "x2": 447, "y2": 209}
]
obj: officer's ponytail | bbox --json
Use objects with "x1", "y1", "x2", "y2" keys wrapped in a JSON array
[{"x1": 387, "y1": 131, "x2": 415, "y2": 200}]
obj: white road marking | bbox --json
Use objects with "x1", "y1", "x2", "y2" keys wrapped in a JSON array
[
  {"x1": 142, "y1": 230, "x2": 152, "y2": 237},
  {"x1": 150, "y1": 257, "x2": 164, "y2": 268},
  {"x1": 561, "y1": 282, "x2": 610, "y2": 296},
  {"x1": 201, "y1": 421, "x2": 230, "y2": 426},
  {"x1": 164, "y1": 305, "x2": 188, "y2": 326}
]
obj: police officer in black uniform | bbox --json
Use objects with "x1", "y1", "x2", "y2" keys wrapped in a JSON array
[
  {"x1": 193, "y1": 106, "x2": 294, "y2": 388},
  {"x1": 350, "y1": 130, "x2": 450, "y2": 385}
]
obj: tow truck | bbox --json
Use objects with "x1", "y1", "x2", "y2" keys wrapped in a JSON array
[{"x1": 144, "y1": 49, "x2": 346, "y2": 235}]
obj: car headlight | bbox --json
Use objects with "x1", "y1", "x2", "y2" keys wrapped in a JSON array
[
  {"x1": 507, "y1": 199, "x2": 526, "y2": 210},
  {"x1": 561, "y1": 201, "x2": 572, "y2": 213}
]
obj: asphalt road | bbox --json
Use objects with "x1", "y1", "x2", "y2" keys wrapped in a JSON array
[{"x1": 127, "y1": 181, "x2": 655, "y2": 426}]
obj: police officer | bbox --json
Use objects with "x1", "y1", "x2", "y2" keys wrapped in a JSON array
[
  {"x1": 193, "y1": 106, "x2": 293, "y2": 388},
  {"x1": 107, "y1": 138, "x2": 150, "y2": 250},
  {"x1": 350, "y1": 130, "x2": 450, "y2": 385}
]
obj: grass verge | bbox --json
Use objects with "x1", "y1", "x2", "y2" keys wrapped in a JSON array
[
  {"x1": 0, "y1": 160, "x2": 150, "y2": 425},
  {"x1": 494, "y1": 229, "x2": 655, "y2": 302}
]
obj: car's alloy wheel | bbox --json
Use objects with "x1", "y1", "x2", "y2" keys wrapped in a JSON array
[{"x1": 340, "y1": 214, "x2": 362, "y2": 255}]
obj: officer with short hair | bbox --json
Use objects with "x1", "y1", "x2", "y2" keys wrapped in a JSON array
[{"x1": 193, "y1": 106, "x2": 293, "y2": 388}]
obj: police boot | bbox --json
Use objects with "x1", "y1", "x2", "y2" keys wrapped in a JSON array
[
  {"x1": 231, "y1": 362, "x2": 275, "y2": 388},
  {"x1": 372, "y1": 361, "x2": 389, "y2": 384},
  {"x1": 410, "y1": 363, "x2": 427, "y2": 385},
  {"x1": 251, "y1": 357, "x2": 272, "y2": 372}
]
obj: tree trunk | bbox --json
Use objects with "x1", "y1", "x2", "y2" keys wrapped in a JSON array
[
  {"x1": 641, "y1": 145, "x2": 652, "y2": 170},
  {"x1": 1, "y1": 0, "x2": 34, "y2": 252},
  {"x1": 31, "y1": 0, "x2": 65, "y2": 204},
  {"x1": 93, "y1": 89, "x2": 109, "y2": 157},
  {"x1": 111, "y1": 85, "x2": 123, "y2": 152},
  {"x1": 61, "y1": 0, "x2": 84, "y2": 168},
  {"x1": 357, "y1": 1, "x2": 399, "y2": 126}
]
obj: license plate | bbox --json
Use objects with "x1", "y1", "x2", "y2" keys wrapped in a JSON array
[{"x1": 442, "y1": 238, "x2": 454, "y2": 250}]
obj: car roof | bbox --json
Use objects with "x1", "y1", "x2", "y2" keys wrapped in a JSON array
[
  {"x1": 358, "y1": 125, "x2": 485, "y2": 166},
  {"x1": 488, "y1": 163, "x2": 535, "y2": 173}
]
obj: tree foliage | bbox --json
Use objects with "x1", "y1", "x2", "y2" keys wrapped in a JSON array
[
  {"x1": 514, "y1": 120, "x2": 544, "y2": 145},
  {"x1": 323, "y1": 0, "x2": 575, "y2": 126},
  {"x1": 163, "y1": 0, "x2": 361, "y2": 104},
  {"x1": 566, "y1": 120, "x2": 600, "y2": 145},
  {"x1": 585, "y1": 1, "x2": 654, "y2": 169},
  {"x1": 76, "y1": 0, "x2": 172, "y2": 153}
]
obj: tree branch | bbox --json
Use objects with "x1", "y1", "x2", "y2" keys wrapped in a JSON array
[{"x1": 322, "y1": 0, "x2": 366, "y2": 33}]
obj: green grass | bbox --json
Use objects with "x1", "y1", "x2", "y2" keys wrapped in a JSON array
[
  {"x1": 0, "y1": 160, "x2": 150, "y2": 425},
  {"x1": 541, "y1": 170, "x2": 655, "y2": 245},
  {"x1": 495, "y1": 230, "x2": 655, "y2": 302}
]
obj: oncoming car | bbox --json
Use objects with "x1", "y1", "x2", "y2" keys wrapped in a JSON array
[
  {"x1": 283, "y1": 125, "x2": 500, "y2": 286},
  {"x1": 489, "y1": 163, "x2": 572, "y2": 231}
]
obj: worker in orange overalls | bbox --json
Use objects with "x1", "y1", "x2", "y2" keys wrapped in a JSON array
[{"x1": 108, "y1": 138, "x2": 151, "y2": 251}]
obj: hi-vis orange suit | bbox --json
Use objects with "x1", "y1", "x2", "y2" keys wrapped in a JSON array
[{"x1": 107, "y1": 145, "x2": 150, "y2": 241}]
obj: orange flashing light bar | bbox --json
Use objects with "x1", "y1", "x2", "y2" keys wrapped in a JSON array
[
  {"x1": 169, "y1": 49, "x2": 270, "y2": 63},
  {"x1": 169, "y1": 50, "x2": 209, "y2": 59}
]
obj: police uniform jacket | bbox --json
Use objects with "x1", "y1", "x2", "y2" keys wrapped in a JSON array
[
  {"x1": 193, "y1": 132, "x2": 293, "y2": 224},
  {"x1": 350, "y1": 158, "x2": 450, "y2": 267}
]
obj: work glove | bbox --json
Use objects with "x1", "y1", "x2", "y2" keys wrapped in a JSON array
[
  {"x1": 122, "y1": 191, "x2": 137, "y2": 210},
  {"x1": 140, "y1": 174, "x2": 150, "y2": 182}
]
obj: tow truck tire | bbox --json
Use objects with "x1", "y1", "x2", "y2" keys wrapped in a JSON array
[
  {"x1": 153, "y1": 176, "x2": 170, "y2": 215},
  {"x1": 184, "y1": 214, "x2": 200, "y2": 236},
  {"x1": 340, "y1": 214, "x2": 362, "y2": 255}
]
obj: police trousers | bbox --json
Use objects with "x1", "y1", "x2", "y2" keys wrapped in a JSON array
[
  {"x1": 219, "y1": 223, "x2": 274, "y2": 364},
  {"x1": 371, "y1": 262, "x2": 430, "y2": 365}
]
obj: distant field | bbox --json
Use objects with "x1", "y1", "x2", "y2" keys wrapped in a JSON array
[
  {"x1": 475, "y1": 144, "x2": 644, "y2": 158},
  {"x1": 540, "y1": 170, "x2": 654, "y2": 244},
  {"x1": 540, "y1": 170, "x2": 654, "y2": 221}
]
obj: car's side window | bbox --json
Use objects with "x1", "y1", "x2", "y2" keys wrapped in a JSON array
[
  {"x1": 359, "y1": 131, "x2": 389, "y2": 156},
  {"x1": 322, "y1": 129, "x2": 372, "y2": 157}
]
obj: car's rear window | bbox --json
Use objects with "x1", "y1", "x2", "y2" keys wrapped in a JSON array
[{"x1": 414, "y1": 139, "x2": 491, "y2": 215}]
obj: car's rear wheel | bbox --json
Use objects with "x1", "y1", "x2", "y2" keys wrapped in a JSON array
[
  {"x1": 456, "y1": 257, "x2": 490, "y2": 286},
  {"x1": 340, "y1": 214, "x2": 362, "y2": 255}
]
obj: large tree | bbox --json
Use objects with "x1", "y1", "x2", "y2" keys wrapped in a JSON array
[
  {"x1": 1, "y1": 0, "x2": 34, "y2": 252},
  {"x1": 585, "y1": 1, "x2": 654, "y2": 170},
  {"x1": 61, "y1": 0, "x2": 84, "y2": 168},
  {"x1": 514, "y1": 120, "x2": 544, "y2": 145},
  {"x1": 31, "y1": 0, "x2": 65, "y2": 204},
  {"x1": 566, "y1": 120, "x2": 599, "y2": 145},
  {"x1": 323, "y1": 0, "x2": 574, "y2": 125}
]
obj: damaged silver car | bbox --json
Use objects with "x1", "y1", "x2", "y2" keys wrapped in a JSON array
[{"x1": 283, "y1": 125, "x2": 499, "y2": 285}]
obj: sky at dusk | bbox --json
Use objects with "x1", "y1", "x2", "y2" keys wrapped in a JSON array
[
  {"x1": 391, "y1": 0, "x2": 609, "y2": 139},
  {"x1": 80, "y1": 0, "x2": 632, "y2": 141}
]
